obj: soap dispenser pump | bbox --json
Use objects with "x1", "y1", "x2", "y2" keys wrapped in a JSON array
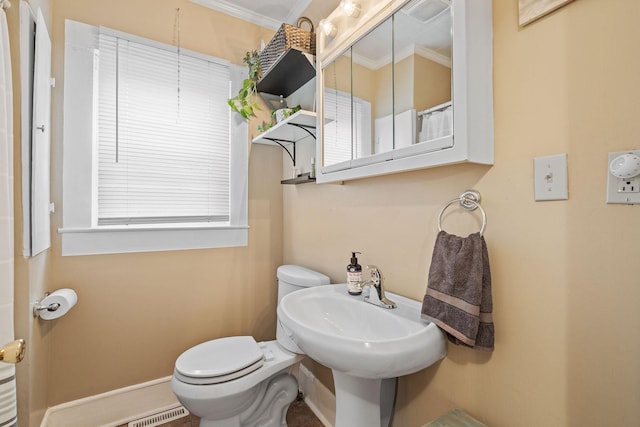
[{"x1": 347, "y1": 252, "x2": 363, "y2": 295}]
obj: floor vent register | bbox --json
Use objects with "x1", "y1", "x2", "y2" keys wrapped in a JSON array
[{"x1": 128, "y1": 406, "x2": 190, "y2": 427}]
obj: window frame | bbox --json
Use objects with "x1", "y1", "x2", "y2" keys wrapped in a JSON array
[{"x1": 59, "y1": 20, "x2": 248, "y2": 256}]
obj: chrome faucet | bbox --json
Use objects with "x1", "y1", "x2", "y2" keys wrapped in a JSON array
[{"x1": 360, "y1": 265, "x2": 397, "y2": 309}]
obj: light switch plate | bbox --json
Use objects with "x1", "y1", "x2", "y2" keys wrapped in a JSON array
[
  {"x1": 606, "y1": 149, "x2": 640, "y2": 204},
  {"x1": 534, "y1": 154, "x2": 569, "y2": 201}
]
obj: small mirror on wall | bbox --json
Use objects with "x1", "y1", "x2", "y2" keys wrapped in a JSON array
[{"x1": 21, "y1": 5, "x2": 53, "y2": 257}]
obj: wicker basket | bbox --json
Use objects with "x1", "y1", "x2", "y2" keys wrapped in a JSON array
[{"x1": 259, "y1": 17, "x2": 316, "y2": 76}]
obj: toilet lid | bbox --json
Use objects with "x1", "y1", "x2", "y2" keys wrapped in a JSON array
[{"x1": 175, "y1": 336, "x2": 264, "y2": 385}]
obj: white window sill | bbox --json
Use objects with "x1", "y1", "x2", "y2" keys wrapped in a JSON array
[{"x1": 58, "y1": 224, "x2": 249, "y2": 256}]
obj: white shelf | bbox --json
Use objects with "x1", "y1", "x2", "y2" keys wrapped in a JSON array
[{"x1": 252, "y1": 110, "x2": 317, "y2": 146}]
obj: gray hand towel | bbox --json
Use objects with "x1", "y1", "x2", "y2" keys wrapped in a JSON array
[{"x1": 421, "y1": 230, "x2": 494, "y2": 352}]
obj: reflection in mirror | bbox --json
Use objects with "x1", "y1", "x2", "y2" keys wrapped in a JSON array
[
  {"x1": 321, "y1": 0, "x2": 453, "y2": 170},
  {"x1": 351, "y1": 18, "x2": 392, "y2": 158},
  {"x1": 317, "y1": 0, "x2": 493, "y2": 183},
  {"x1": 322, "y1": 50, "x2": 353, "y2": 168},
  {"x1": 394, "y1": 0, "x2": 452, "y2": 148}
]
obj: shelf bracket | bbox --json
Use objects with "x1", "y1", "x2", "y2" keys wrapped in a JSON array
[
  {"x1": 288, "y1": 123, "x2": 316, "y2": 140},
  {"x1": 260, "y1": 123, "x2": 316, "y2": 166},
  {"x1": 262, "y1": 137, "x2": 296, "y2": 165}
]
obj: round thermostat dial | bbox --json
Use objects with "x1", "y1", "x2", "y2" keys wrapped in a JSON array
[{"x1": 609, "y1": 153, "x2": 640, "y2": 179}]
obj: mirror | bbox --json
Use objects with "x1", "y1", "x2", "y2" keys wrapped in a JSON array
[
  {"x1": 318, "y1": 0, "x2": 493, "y2": 183},
  {"x1": 320, "y1": 0, "x2": 455, "y2": 173},
  {"x1": 352, "y1": 18, "x2": 392, "y2": 160},
  {"x1": 394, "y1": 0, "x2": 452, "y2": 149},
  {"x1": 322, "y1": 50, "x2": 353, "y2": 168}
]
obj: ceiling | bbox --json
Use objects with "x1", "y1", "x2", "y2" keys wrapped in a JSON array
[
  {"x1": 352, "y1": 4, "x2": 452, "y2": 69},
  {"x1": 189, "y1": 0, "x2": 314, "y2": 30},
  {"x1": 189, "y1": 0, "x2": 451, "y2": 68}
]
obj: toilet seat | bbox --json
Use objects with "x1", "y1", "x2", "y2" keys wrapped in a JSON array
[{"x1": 174, "y1": 336, "x2": 265, "y2": 385}]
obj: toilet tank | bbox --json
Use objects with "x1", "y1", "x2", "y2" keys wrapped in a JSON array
[{"x1": 276, "y1": 265, "x2": 330, "y2": 353}]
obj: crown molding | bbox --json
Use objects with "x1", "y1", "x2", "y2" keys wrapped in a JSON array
[
  {"x1": 351, "y1": 44, "x2": 451, "y2": 70},
  {"x1": 189, "y1": 0, "x2": 312, "y2": 31}
]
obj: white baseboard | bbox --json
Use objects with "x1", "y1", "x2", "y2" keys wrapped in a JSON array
[
  {"x1": 41, "y1": 377, "x2": 180, "y2": 427},
  {"x1": 296, "y1": 363, "x2": 336, "y2": 427},
  {"x1": 41, "y1": 363, "x2": 336, "y2": 427}
]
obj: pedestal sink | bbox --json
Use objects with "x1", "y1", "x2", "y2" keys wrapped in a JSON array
[{"x1": 277, "y1": 284, "x2": 446, "y2": 427}]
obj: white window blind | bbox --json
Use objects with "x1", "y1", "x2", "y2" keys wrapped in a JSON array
[
  {"x1": 96, "y1": 33, "x2": 231, "y2": 226},
  {"x1": 323, "y1": 89, "x2": 370, "y2": 166},
  {"x1": 352, "y1": 95, "x2": 370, "y2": 159}
]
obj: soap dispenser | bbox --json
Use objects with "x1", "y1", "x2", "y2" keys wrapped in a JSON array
[{"x1": 347, "y1": 252, "x2": 363, "y2": 295}]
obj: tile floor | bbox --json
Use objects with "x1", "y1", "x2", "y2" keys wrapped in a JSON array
[
  {"x1": 285, "y1": 398, "x2": 325, "y2": 427},
  {"x1": 116, "y1": 398, "x2": 323, "y2": 427}
]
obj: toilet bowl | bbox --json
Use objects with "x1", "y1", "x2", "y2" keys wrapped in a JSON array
[{"x1": 171, "y1": 265, "x2": 330, "y2": 427}]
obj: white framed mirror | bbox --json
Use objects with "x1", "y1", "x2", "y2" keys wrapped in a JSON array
[{"x1": 316, "y1": 0, "x2": 493, "y2": 183}]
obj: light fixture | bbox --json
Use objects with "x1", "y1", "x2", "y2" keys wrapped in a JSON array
[
  {"x1": 319, "y1": 19, "x2": 338, "y2": 37},
  {"x1": 340, "y1": 0, "x2": 361, "y2": 18}
]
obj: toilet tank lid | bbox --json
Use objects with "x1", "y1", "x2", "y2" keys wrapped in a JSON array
[{"x1": 277, "y1": 265, "x2": 330, "y2": 287}]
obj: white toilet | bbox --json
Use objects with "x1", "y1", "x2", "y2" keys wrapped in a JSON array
[{"x1": 171, "y1": 265, "x2": 330, "y2": 427}]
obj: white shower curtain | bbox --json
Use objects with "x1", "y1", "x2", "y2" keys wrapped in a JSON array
[{"x1": 0, "y1": 1, "x2": 18, "y2": 426}]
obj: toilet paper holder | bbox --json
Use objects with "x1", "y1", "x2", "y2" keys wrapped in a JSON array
[
  {"x1": 32, "y1": 293, "x2": 60, "y2": 317},
  {"x1": 32, "y1": 288, "x2": 78, "y2": 320}
]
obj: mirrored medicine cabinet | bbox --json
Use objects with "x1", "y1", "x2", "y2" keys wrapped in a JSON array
[{"x1": 315, "y1": 0, "x2": 494, "y2": 183}]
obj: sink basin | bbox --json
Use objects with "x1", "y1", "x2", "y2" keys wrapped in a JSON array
[
  {"x1": 277, "y1": 283, "x2": 446, "y2": 378},
  {"x1": 277, "y1": 283, "x2": 446, "y2": 427}
]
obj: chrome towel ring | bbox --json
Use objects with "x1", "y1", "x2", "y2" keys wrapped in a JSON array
[{"x1": 437, "y1": 189, "x2": 487, "y2": 236}]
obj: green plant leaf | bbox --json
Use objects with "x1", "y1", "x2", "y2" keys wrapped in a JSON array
[
  {"x1": 228, "y1": 98, "x2": 239, "y2": 112},
  {"x1": 228, "y1": 50, "x2": 262, "y2": 120}
]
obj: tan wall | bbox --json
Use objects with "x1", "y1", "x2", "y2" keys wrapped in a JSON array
[
  {"x1": 46, "y1": 0, "x2": 283, "y2": 405},
  {"x1": 14, "y1": 256, "x2": 52, "y2": 427},
  {"x1": 353, "y1": 62, "x2": 375, "y2": 114},
  {"x1": 393, "y1": 56, "x2": 413, "y2": 113},
  {"x1": 7, "y1": 1, "x2": 54, "y2": 426},
  {"x1": 412, "y1": 55, "x2": 451, "y2": 113},
  {"x1": 284, "y1": 0, "x2": 640, "y2": 426},
  {"x1": 323, "y1": 54, "x2": 351, "y2": 94},
  {"x1": 373, "y1": 61, "x2": 393, "y2": 117},
  {"x1": 392, "y1": 54, "x2": 453, "y2": 114},
  {"x1": 10, "y1": 0, "x2": 640, "y2": 424}
]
